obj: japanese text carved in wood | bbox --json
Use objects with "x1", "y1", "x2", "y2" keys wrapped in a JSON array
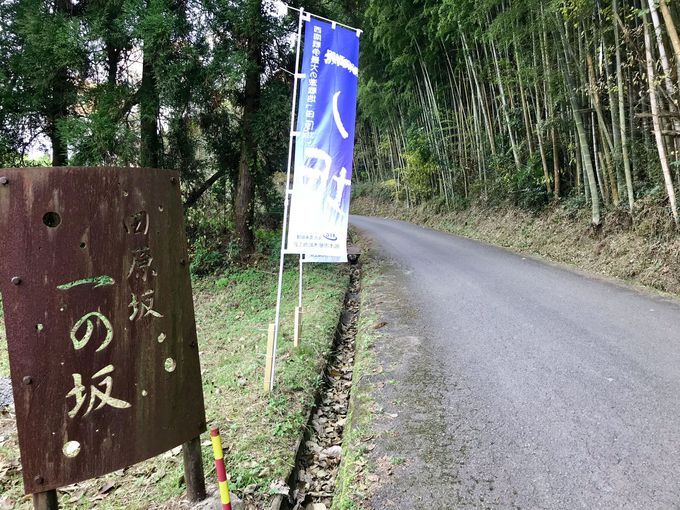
[{"x1": 0, "y1": 167, "x2": 206, "y2": 494}]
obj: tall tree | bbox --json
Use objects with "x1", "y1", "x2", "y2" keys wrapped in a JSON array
[
  {"x1": 233, "y1": 0, "x2": 264, "y2": 258},
  {"x1": 4, "y1": 0, "x2": 88, "y2": 166}
]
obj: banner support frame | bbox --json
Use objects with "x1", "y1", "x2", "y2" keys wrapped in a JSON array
[
  {"x1": 284, "y1": 3, "x2": 362, "y2": 35},
  {"x1": 294, "y1": 255, "x2": 304, "y2": 348},
  {"x1": 298, "y1": 255, "x2": 304, "y2": 310},
  {"x1": 269, "y1": 5, "x2": 305, "y2": 393}
]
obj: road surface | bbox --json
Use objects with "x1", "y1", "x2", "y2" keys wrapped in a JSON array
[{"x1": 350, "y1": 215, "x2": 680, "y2": 509}]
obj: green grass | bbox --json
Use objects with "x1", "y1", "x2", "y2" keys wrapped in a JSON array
[{"x1": 0, "y1": 262, "x2": 348, "y2": 508}]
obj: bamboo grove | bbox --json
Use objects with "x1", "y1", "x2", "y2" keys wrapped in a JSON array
[{"x1": 352, "y1": 0, "x2": 680, "y2": 227}]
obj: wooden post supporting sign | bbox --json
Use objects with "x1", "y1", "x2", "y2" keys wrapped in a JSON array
[
  {"x1": 32, "y1": 490, "x2": 58, "y2": 510},
  {"x1": 294, "y1": 306, "x2": 303, "y2": 348},
  {"x1": 183, "y1": 437, "x2": 207, "y2": 501},
  {"x1": 264, "y1": 324, "x2": 276, "y2": 393}
]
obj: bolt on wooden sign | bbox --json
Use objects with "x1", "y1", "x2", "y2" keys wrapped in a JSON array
[{"x1": 0, "y1": 167, "x2": 206, "y2": 494}]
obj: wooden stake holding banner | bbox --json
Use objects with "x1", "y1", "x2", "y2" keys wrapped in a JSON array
[
  {"x1": 295, "y1": 254, "x2": 304, "y2": 347},
  {"x1": 264, "y1": 323, "x2": 276, "y2": 392},
  {"x1": 294, "y1": 306, "x2": 303, "y2": 348}
]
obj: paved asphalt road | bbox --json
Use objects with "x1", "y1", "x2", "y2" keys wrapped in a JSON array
[{"x1": 351, "y1": 215, "x2": 680, "y2": 509}]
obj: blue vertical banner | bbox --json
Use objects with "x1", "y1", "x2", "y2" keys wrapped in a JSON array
[{"x1": 287, "y1": 17, "x2": 360, "y2": 261}]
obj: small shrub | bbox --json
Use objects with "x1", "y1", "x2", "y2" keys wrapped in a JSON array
[
  {"x1": 507, "y1": 159, "x2": 550, "y2": 211},
  {"x1": 561, "y1": 192, "x2": 587, "y2": 219},
  {"x1": 190, "y1": 235, "x2": 229, "y2": 276}
]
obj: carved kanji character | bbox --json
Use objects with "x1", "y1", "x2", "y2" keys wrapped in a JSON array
[
  {"x1": 66, "y1": 365, "x2": 131, "y2": 418},
  {"x1": 128, "y1": 290, "x2": 163, "y2": 321},
  {"x1": 127, "y1": 247, "x2": 155, "y2": 282}
]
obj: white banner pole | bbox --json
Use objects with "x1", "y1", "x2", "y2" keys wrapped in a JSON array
[
  {"x1": 270, "y1": 5, "x2": 306, "y2": 392},
  {"x1": 298, "y1": 255, "x2": 303, "y2": 308},
  {"x1": 294, "y1": 254, "x2": 304, "y2": 348}
]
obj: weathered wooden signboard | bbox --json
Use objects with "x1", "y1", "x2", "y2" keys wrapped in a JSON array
[{"x1": 0, "y1": 167, "x2": 206, "y2": 496}]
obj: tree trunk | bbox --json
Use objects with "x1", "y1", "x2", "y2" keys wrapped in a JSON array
[
  {"x1": 586, "y1": 52, "x2": 620, "y2": 206},
  {"x1": 659, "y1": 0, "x2": 680, "y2": 78},
  {"x1": 491, "y1": 41, "x2": 522, "y2": 172},
  {"x1": 558, "y1": 19, "x2": 601, "y2": 225},
  {"x1": 514, "y1": 38, "x2": 534, "y2": 155},
  {"x1": 535, "y1": 95, "x2": 551, "y2": 194},
  {"x1": 643, "y1": 11, "x2": 679, "y2": 224},
  {"x1": 48, "y1": 0, "x2": 74, "y2": 166},
  {"x1": 574, "y1": 131, "x2": 583, "y2": 196},
  {"x1": 614, "y1": 0, "x2": 635, "y2": 211},
  {"x1": 234, "y1": 2, "x2": 263, "y2": 259},
  {"x1": 184, "y1": 170, "x2": 226, "y2": 210},
  {"x1": 552, "y1": 127, "x2": 560, "y2": 198},
  {"x1": 648, "y1": 0, "x2": 678, "y2": 102},
  {"x1": 139, "y1": 49, "x2": 160, "y2": 168},
  {"x1": 48, "y1": 69, "x2": 69, "y2": 166}
]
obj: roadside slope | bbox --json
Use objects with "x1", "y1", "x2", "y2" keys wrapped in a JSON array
[{"x1": 352, "y1": 193, "x2": 680, "y2": 297}]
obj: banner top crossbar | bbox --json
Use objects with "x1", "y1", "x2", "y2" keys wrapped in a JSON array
[{"x1": 284, "y1": 4, "x2": 363, "y2": 35}]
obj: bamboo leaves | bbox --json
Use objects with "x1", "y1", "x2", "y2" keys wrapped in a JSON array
[{"x1": 353, "y1": 0, "x2": 680, "y2": 227}]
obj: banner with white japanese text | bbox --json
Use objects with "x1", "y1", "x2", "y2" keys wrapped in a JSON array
[{"x1": 286, "y1": 17, "x2": 360, "y2": 262}]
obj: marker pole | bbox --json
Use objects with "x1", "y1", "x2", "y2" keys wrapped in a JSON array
[{"x1": 210, "y1": 427, "x2": 232, "y2": 510}]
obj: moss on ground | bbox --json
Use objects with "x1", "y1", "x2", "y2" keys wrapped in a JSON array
[{"x1": 0, "y1": 262, "x2": 348, "y2": 509}]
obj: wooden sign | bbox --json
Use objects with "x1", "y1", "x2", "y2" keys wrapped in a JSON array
[{"x1": 0, "y1": 167, "x2": 206, "y2": 495}]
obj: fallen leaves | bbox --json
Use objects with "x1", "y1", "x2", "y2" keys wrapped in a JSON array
[
  {"x1": 321, "y1": 446, "x2": 342, "y2": 459},
  {"x1": 99, "y1": 480, "x2": 117, "y2": 495},
  {"x1": 291, "y1": 267, "x2": 361, "y2": 510},
  {"x1": 366, "y1": 474, "x2": 380, "y2": 484},
  {"x1": 269, "y1": 479, "x2": 290, "y2": 496},
  {"x1": 305, "y1": 503, "x2": 327, "y2": 510}
]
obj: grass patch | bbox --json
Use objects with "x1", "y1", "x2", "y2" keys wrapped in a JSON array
[{"x1": 0, "y1": 262, "x2": 348, "y2": 509}]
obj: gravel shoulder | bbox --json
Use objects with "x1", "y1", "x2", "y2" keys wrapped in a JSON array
[
  {"x1": 0, "y1": 378, "x2": 11, "y2": 408},
  {"x1": 334, "y1": 245, "x2": 465, "y2": 509}
]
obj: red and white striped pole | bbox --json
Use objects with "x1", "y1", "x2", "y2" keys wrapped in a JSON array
[{"x1": 210, "y1": 427, "x2": 232, "y2": 510}]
